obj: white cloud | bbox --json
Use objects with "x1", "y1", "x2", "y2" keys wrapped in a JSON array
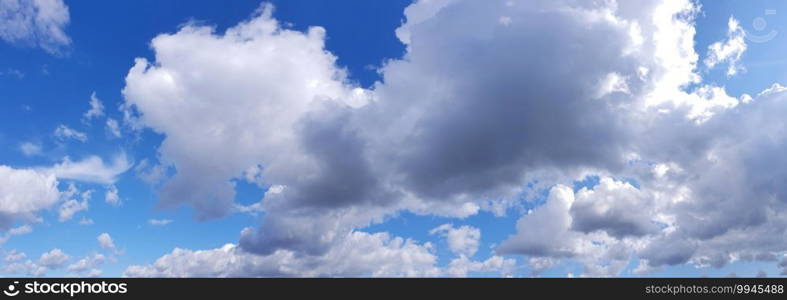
[
  {"x1": 0, "y1": 225, "x2": 34, "y2": 244},
  {"x1": 67, "y1": 253, "x2": 105, "y2": 275},
  {"x1": 0, "y1": 0, "x2": 71, "y2": 54},
  {"x1": 637, "y1": 1, "x2": 743, "y2": 122},
  {"x1": 37, "y1": 248, "x2": 69, "y2": 269},
  {"x1": 395, "y1": 0, "x2": 454, "y2": 46},
  {"x1": 596, "y1": 72, "x2": 630, "y2": 99},
  {"x1": 498, "y1": 185, "x2": 579, "y2": 258},
  {"x1": 84, "y1": 92, "x2": 105, "y2": 120},
  {"x1": 4, "y1": 250, "x2": 26, "y2": 263},
  {"x1": 0, "y1": 68, "x2": 24, "y2": 78},
  {"x1": 122, "y1": 4, "x2": 368, "y2": 221},
  {"x1": 757, "y1": 83, "x2": 787, "y2": 97},
  {"x1": 0, "y1": 161, "x2": 119, "y2": 232},
  {"x1": 54, "y1": 124, "x2": 87, "y2": 142},
  {"x1": 43, "y1": 153, "x2": 131, "y2": 184},
  {"x1": 106, "y1": 118, "x2": 121, "y2": 138},
  {"x1": 86, "y1": 269, "x2": 102, "y2": 277},
  {"x1": 78, "y1": 217, "x2": 94, "y2": 225},
  {"x1": 498, "y1": 183, "x2": 652, "y2": 276},
  {"x1": 3, "y1": 259, "x2": 45, "y2": 276},
  {"x1": 445, "y1": 255, "x2": 517, "y2": 277},
  {"x1": 97, "y1": 233, "x2": 115, "y2": 251},
  {"x1": 705, "y1": 17, "x2": 747, "y2": 76},
  {"x1": 0, "y1": 165, "x2": 60, "y2": 230},
  {"x1": 58, "y1": 198, "x2": 87, "y2": 222},
  {"x1": 133, "y1": 159, "x2": 167, "y2": 185},
  {"x1": 105, "y1": 185, "x2": 120, "y2": 206},
  {"x1": 527, "y1": 257, "x2": 557, "y2": 276},
  {"x1": 18, "y1": 142, "x2": 42, "y2": 156},
  {"x1": 126, "y1": 229, "x2": 522, "y2": 278},
  {"x1": 125, "y1": 231, "x2": 440, "y2": 277},
  {"x1": 57, "y1": 183, "x2": 89, "y2": 221},
  {"x1": 148, "y1": 219, "x2": 173, "y2": 226},
  {"x1": 3, "y1": 248, "x2": 74, "y2": 276},
  {"x1": 7, "y1": 225, "x2": 31, "y2": 236},
  {"x1": 429, "y1": 224, "x2": 481, "y2": 257}
]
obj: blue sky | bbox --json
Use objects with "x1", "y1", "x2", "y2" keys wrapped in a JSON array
[{"x1": 1, "y1": 0, "x2": 787, "y2": 277}]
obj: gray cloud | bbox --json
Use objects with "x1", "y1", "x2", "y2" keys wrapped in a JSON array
[{"x1": 569, "y1": 178, "x2": 660, "y2": 238}]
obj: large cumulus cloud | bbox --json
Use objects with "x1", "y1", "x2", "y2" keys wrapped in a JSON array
[
  {"x1": 122, "y1": 0, "x2": 787, "y2": 276},
  {"x1": 123, "y1": 5, "x2": 376, "y2": 220}
]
